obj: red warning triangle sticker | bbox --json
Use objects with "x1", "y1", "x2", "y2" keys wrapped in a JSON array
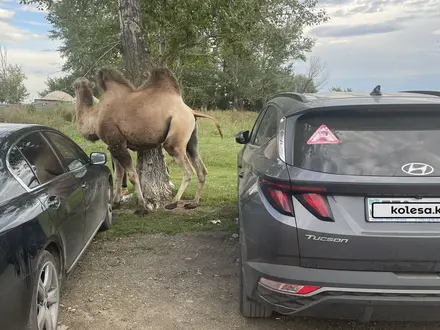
[{"x1": 307, "y1": 124, "x2": 340, "y2": 145}]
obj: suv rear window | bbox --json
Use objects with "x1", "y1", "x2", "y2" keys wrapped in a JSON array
[{"x1": 293, "y1": 109, "x2": 440, "y2": 176}]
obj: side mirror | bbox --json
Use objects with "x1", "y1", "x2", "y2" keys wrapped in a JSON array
[
  {"x1": 90, "y1": 152, "x2": 107, "y2": 165},
  {"x1": 235, "y1": 130, "x2": 250, "y2": 144}
]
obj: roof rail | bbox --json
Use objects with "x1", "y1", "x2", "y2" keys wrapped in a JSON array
[
  {"x1": 273, "y1": 92, "x2": 309, "y2": 103},
  {"x1": 400, "y1": 90, "x2": 440, "y2": 97}
]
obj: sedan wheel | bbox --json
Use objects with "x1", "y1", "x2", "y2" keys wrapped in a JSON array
[
  {"x1": 28, "y1": 250, "x2": 60, "y2": 330},
  {"x1": 37, "y1": 261, "x2": 60, "y2": 330}
]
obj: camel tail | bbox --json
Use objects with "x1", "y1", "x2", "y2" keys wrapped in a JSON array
[
  {"x1": 96, "y1": 66, "x2": 135, "y2": 92},
  {"x1": 192, "y1": 111, "x2": 223, "y2": 139}
]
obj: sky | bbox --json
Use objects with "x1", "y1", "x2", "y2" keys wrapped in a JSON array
[
  {"x1": 0, "y1": 0, "x2": 63, "y2": 102},
  {"x1": 0, "y1": 0, "x2": 439, "y2": 102},
  {"x1": 296, "y1": 0, "x2": 440, "y2": 92}
]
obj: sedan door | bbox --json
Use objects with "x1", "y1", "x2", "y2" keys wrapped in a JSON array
[
  {"x1": 42, "y1": 131, "x2": 107, "y2": 244},
  {"x1": 0, "y1": 154, "x2": 48, "y2": 330},
  {"x1": 13, "y1": 131, "x2": 87, "y2": 269}
]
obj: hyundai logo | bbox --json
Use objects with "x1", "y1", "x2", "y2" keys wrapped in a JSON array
[{"x1": 401, "y1": 162, "x2": 434, "y2": 176}]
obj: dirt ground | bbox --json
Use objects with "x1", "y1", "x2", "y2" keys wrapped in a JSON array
[{"x1": 59, "y1": 231, "x2": 440, "y2": 330}]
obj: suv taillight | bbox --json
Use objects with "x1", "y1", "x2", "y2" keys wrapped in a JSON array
[
  {"x1": 296, "y1": 193, "x2": 334, "y2": 222},
  {"x1": 259, "y1": 177, "x2": 334, "y2": 221},
  {"x1": 259, "y1": 178, "x2": 293, "y2": 216}
]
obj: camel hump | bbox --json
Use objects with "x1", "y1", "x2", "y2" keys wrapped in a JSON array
[
  {"x1": 142, "y1": 67, "x2": 181, "y2": 94},
  {"x1": 96, "y1": 67, "x2": 135, "y2": 92}
]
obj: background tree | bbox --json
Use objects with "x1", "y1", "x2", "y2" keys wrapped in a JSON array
[
  {"x1": 21, "y1": 0, "x2": 173, "y2": 208},
  {"x1": 21, "y1": 0, "x2": 329, "y2": 110},
  {"x1": 296, "y1": 56, "x2": 328, "y2": 93},
  {"x1": 39, "y1": 75, "x2": 76, "y2": 96},
  {"x1": 0, "y1": 45, "x2": 29, "y2": 104}
]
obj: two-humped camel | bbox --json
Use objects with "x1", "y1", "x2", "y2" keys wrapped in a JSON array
[{"x1": 73, "y1": 67, "x2": 223, "y2": 215}]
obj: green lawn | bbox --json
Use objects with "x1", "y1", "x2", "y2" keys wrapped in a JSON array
[{"x1": 1, "y1": 105, "x2": 257, "y2": 237}]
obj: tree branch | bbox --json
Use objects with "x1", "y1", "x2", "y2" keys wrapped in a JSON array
[{"x1": 161, "y1": 34, "x2": 212, "y2": 64}]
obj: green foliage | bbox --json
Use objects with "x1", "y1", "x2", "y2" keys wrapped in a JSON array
[
  {"x1": 330, "y1": 86, "x2": 353, "y2": 92},
  {"x1": 53, "y1": 104, "x2": 75, "y2": 122},
  {"x1": 22, "y1": 0, "x2": 329, "y2": 109},
  {"x1": 39, "y1": 75, "x2": 76, "y2": 97},
  {"x1": 0, "y1": 45, "x2": 29, "y2": 104},
  {"x1": 25, "y1": 104, "x2": 36, "y2": 113},
  {"x1": 0, "y1": 65, "x2": 29, "y2": 104}
]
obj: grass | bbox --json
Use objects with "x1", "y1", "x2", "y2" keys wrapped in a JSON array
[{"x1": 1, "y1": 104, "x2": 257, "y2": 237}]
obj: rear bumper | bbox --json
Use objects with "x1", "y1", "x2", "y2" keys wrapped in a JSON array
[{"x1": 245, "y1": 262, "x2": 440, "y2": 322}]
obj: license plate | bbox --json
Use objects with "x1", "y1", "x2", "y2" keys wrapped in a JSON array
[{"x1": 366, "y1": 197, "x2": 440, "y2": 222}]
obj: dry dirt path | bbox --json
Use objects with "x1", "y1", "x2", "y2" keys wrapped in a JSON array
[{"x1": 59, "y1": 232, "x2": 440, "y2": 330}]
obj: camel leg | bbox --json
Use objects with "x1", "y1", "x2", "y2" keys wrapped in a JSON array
[
  {"x1": 109, "y1": 146, "x2": 150, "y2": 216},
  {"x1": 162, "y1": 147, "x2": 175, "y2": 189},
  {"x1": 185, "y1": 152, "x2": 207, "y2": 209},
  {"x1": 184, "y1": 125, "x2": 207, "y2": 210},
  {"x1": 113, "y1": 155, "x2": 128, "y2": 191},
  {"x1": 111, "y1": 156, "x2": 125, "y2": 208},
  {"x1": 163, "y1": 146, "x2": 195, "y2": 210}
]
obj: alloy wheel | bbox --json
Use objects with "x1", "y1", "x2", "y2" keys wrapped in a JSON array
[{"x1": 36, "y1": 260, "x2": 60, "y2": 330}]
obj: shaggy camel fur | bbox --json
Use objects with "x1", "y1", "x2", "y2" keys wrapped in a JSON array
[{"x1": 73, "y1": 67, "x2": 222, "y2": 215}]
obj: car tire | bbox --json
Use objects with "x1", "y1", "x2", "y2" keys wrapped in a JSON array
[
  {"x1": 99, "y1": 181, "x2": 113, "y2": 232},
  {"x1": 239, "y1": 252, "x2": 273, "y2": 318},
  {"x1": 27, "y1": 250, "x2": 61, "y2": 330}
]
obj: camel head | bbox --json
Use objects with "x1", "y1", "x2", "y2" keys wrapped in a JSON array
[
  {"x1": 73, "y1": 77, "x2": 100, "y2": 143},
  {"x1": 73, "y1": 77, "x2": 95, "y2": 109}
]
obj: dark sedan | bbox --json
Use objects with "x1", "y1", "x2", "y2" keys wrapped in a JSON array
[{"x1": 0, "y1": 123, "x2": 113, "y2": 330}]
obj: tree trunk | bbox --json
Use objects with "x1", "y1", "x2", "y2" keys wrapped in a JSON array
[
  {"x1": 136, "y1": 148, "x2": 173, "y2": 209},
  {"x1": 118, "y1": 0, "x2": 153, "y2": 83},
  {"x1": 118, "y1": 0, "x2": 173, "y2": 208},
  {"x1": 158, "y1": 27, "x2": 167, "y2": 67}
]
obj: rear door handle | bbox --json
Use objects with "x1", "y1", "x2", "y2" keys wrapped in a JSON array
[
  {"x1": 81, "y1": 182, "x2": 89, "y2": 189},
  {"x1": 47, "y1": 196, "x2": 61, "y2": 210}
]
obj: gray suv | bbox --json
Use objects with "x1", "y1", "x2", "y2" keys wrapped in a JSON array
[{"x1": 236, "y1": 88, "x2": 440, "y2": 322}]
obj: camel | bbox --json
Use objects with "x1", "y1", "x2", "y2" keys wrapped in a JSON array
[{"x1": 73, "y1": 66, "x2": 223, "y2": 215}]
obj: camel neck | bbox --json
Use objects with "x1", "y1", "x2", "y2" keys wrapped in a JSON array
[
  {"x1": 75, "y1": 89, "x2": 97, "y2": 136},
  {"x1": 76, "y1": 87, "x2": 94, "y2": 108}
]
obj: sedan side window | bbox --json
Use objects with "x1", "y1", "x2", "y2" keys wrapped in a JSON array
[
  {"x1": 16, "y1": 132, "x2": 65, "y2": 184},
  {"x1": 8, "y1": 146, "x2": 39, "y2": 189},
  {"x1": 253, "y1": 105, "x2": 282, "y2": 147},
  {"x1": 44, "y1": 132, "x2": 90, "y2": 172}
]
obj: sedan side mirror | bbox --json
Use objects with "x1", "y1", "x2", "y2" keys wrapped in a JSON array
[
  {"x1": 235, "y1": 130, "x2": 250, "y2": 144},
  {"x1": 90, "y1": 152, "x2": 107, "y2": 165}
]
